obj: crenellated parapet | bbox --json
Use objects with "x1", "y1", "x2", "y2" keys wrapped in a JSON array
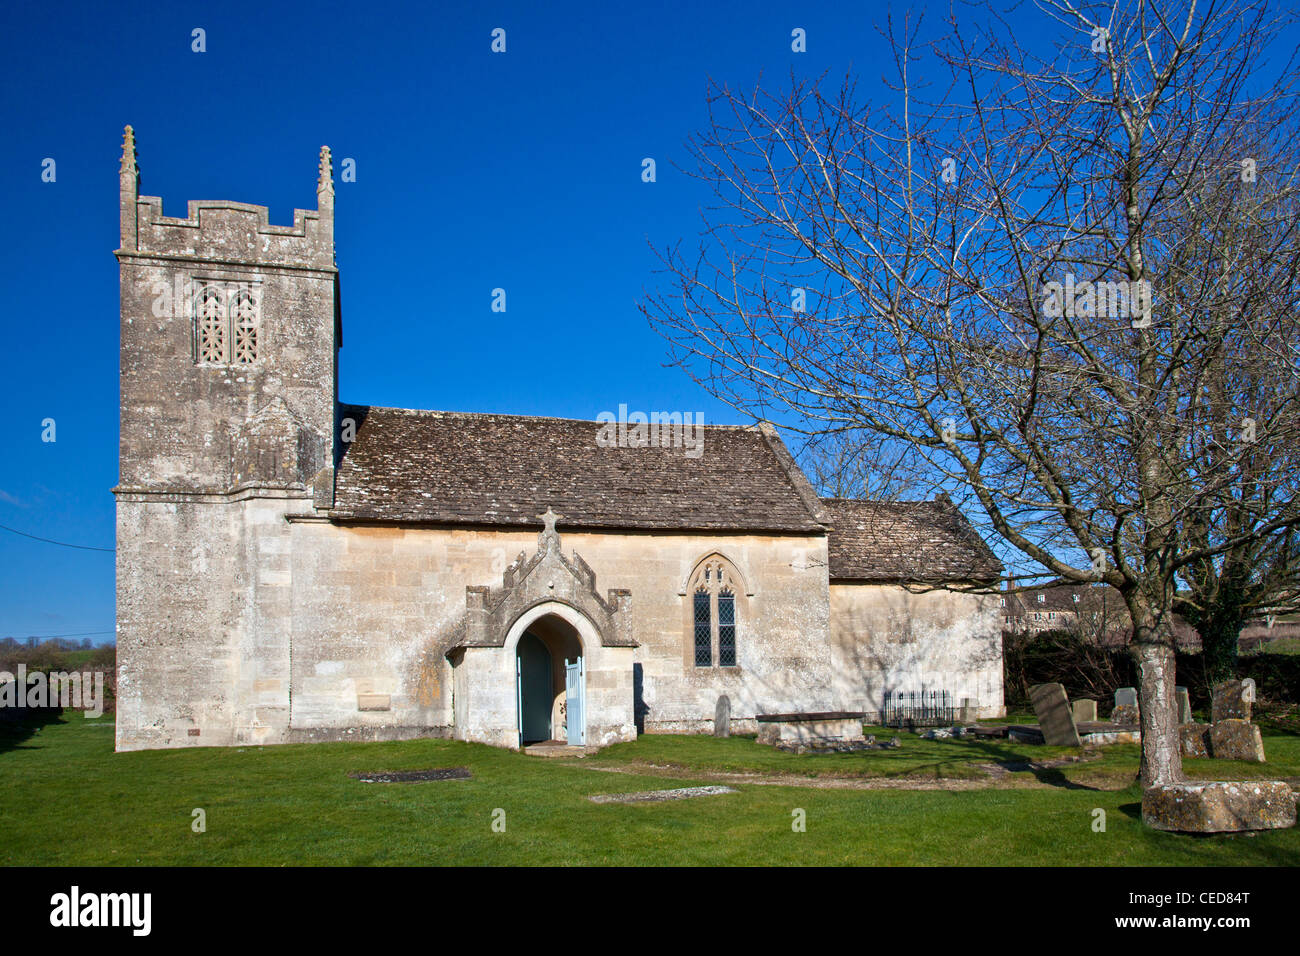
[{"x1": 117, "y1": 127, "x2": 334, "y2": 273}]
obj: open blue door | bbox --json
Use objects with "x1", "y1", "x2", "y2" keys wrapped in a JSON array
[
  {"x1": 565, "y1": 657, "x2": 585, "y2": 745},
  {"x1": 515, "y1": 651, "x2": 524, "y2": 748}
]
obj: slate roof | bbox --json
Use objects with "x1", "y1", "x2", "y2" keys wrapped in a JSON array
[
  {"x1": 329, "y1": 405, "x2": 827, "y2": 533},
  {"x1": 820, "y1": 497, "x2": 1003, "y2": 583}
]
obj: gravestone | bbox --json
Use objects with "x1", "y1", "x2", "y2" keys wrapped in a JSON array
[
  {"x1": 1175, "y1": 686, "x2": 1192, "y2": 724},
  {"x1": 1029, "y1": 683, "x2": 1082, "y2": 747},
  {"x1": 1112, "y1": 687, "x2": 1140, "y2": 726},
  {"x1": 1180, "y1": 723, "x2": 1211, "y2": 758},
  {"x1": 1111, "y1": 705, "x2": 1140, "y2": 726},
  {"x1": 959, "y1": 698, "x2": 979, "y2": 724},
  {"x1": 1208, "y1": 719, "x2": 1266, "y2": 762},
  {"x1": 1072, "y1": 699, "x2": 1097, "y2": 723},
  {"x1": 713, "y1": 695, "x2": 731, "y2": 738},
  {"x1": 1211, "y1": 679, "x2": 1255, "y2": 724}
]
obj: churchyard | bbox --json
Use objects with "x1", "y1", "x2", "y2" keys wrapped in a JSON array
[{"x1": 2, "y1": 712, "x2": 1297, "y2": 866}]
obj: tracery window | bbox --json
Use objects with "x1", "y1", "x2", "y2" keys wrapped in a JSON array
[
  {"x1": 197, "y1": 285, "x2": 226, "y2": 363},
  {"x1": 231, "y1": 288, "x2": 259, "y2": 364},
  {"x1": 687, "y1": 556, "x2": 742, "y2": 668},
  {"x1": 193, "y1": 282, "x2": 260, "y2": 365}
]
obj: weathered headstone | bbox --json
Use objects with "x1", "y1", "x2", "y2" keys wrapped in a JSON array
[
  {"x1": 1211, "y1": 679, "x2": 1256, "y2": 724},
  {"x1": 713, "y1": 695, "x2": 731, "y2": 738},
  {"x1": 1180, "y1": 723, "x2": 1211, "y2": 758},
  {"x1": 1208, "y1": 719, "x2": 1266, "y2": 763},
  {"x1": 1111, "y1": 687, "x2": 1140, "y2": 726},
  {"x1": 1110, "y1": 704, "x2": 1140, "y2": 726},
  {"x1": 1072, "y1": 699, "x2": 1098, "y2": 723},
  {"x1": 958, "y1": 697, "x2": 978, "y2": 724},
  {"x1": 1029, "y1": 683, "x2": 1082, "y2": 747},
  {"x1": 1175, "y1": 686, "x2": 1192, "y2": 725}
]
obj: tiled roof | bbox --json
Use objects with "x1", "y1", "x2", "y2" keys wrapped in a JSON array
[
  {"x1": 330, "y1": 406, "x2": 826, "y2": 533},
  {"x1": 820, "y1": 497, "x2": 1002, "y2": 583}
]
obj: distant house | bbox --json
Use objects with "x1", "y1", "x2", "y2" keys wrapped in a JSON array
[{"x1": 1001, "y1": 584, "x2": 1129, "y2": 643}]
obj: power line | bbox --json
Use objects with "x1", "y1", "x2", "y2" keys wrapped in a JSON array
[
  {"x1": 2, "y1": 630, "x2": 115, "y2": 640},
  {"x1": 0, "y1": 522, "x2": 114, "y2": 553}
]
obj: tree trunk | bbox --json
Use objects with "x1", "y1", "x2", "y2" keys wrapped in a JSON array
[{"x1": 1132, "y1": 626, "x2": 1185, "y2": 788}]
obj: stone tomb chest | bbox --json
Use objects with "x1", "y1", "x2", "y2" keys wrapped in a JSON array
[{"x1": 756, "y1": 711, "x2": 868, "y2": 746}]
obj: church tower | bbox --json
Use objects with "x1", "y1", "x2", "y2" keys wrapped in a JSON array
[
  {"x1": 114, "y1": 127, "x2": 340, "y2": 750},
  {"x1": 115, "y1": 125, "x2": 339, "y2": 500}
]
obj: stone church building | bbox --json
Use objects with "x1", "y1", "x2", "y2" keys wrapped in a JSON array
[{"x1": 113, "y1": 128, "x2": 1005, "y2": 752}]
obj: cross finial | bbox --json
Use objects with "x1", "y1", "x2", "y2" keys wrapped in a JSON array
[
  {"x1": 537, "y1": 506, "x2": 562, "y2": 551},
  {"x1": 120, "y1": 125, "x2": 137, "y2": 176},
  {"x1": 317, "y1": 145, "x2": 334, "y2": 196}
]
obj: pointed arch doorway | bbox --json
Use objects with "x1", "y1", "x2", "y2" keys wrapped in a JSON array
[{"x1": 514, "y1": 612, "x2": 586, "y2": 747}]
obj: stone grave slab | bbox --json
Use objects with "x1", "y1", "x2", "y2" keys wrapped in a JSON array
[{"x1": 1072, "y1": 699, "x2": 1098, "y2": 723}]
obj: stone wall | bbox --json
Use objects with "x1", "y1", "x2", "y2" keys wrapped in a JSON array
[
  {"x1": 828, "y1": 583, "x2": 1005, "y2": 720},
  {"x1": 115, "y1": 513, "x2": 837, "y2": 750}
]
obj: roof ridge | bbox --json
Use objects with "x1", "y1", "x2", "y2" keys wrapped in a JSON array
[{"x1": 338, "y1": 403, "x2": 757, "y2": 429}]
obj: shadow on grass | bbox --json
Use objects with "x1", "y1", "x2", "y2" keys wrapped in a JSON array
[{"x1": 0, "y1": 708, "x2": 66, "y2": 755}]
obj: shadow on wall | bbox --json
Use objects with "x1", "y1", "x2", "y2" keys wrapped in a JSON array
[
  {"x1": 831, "y1": 587, "x2": 1004, "y2": 720},
  {"x1": 633, "y1": 663, "x2": 646, "y2": 733}
]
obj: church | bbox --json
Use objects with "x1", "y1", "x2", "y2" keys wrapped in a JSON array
[{"x1": 112, "y1": 128, "x2": 1006, "y2": 752}]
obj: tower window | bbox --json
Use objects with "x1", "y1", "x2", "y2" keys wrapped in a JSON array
[{"x1": 193, "y1": 281, "x2": 260, "y2": 365}]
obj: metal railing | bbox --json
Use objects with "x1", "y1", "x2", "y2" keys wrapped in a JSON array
[{"x1": 882, "y1": 690, "x2": 954, "y2": 728}]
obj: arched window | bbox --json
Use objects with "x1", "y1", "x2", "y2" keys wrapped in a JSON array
[
  {"x1": 193, "y1": 282, "x2": 261, "y2": 366},
  {"x1": 196, "y1": 285, "x2": 226, "y2": 363},
  {"x1": 686, "y1": 555, "x2": 743, "y2": 668},
  {"x1": 231, "y1": 288, "x2": 259, "y2": 363}
]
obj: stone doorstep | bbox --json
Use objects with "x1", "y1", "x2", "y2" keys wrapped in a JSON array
[
  {"x1": 1142, "y1": 780, "x2": 1297, "y2": 833},
  {"x1": 523, "y1": 743, "x2": 593, "y2": 758}
]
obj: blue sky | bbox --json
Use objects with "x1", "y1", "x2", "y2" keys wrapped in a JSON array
[
  {"x1": 6, "y1": 2, "x2": 1290, "y2": 641},
  {"x1": 0, "y1": 0, "x2": 928, "y2": 641}
]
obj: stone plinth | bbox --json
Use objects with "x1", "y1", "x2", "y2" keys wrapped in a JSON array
[{"x1": 1142, "y1": 780, "x2": 1295, "y2": 833}]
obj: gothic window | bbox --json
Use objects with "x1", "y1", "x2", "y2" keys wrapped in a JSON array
[
  {"x1": 686, "y1": 555, "x2": 743, "y2": 668},
  {"x1": 194, "y1": 282, "x2": 260, "y2": 365},
  {"x1": 231, "y1": 288, "x2": 259, "y2": 363},
  {"x1": 718, "y1": 591, "x2": 736, "y2": 666},
  {"x1": 197, "y1": 286, "x2": 226, "y2": 363},
  {"x1": 693, "y1": 590, "x2": 712, "y2": 666}
]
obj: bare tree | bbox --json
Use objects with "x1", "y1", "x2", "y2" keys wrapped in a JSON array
[
  {"x1": 643, "y1": 1, "x2": 1300, "y2": 789},
  {"x1": 798, "y1": 431, "x2": 932, "y2": 500}
]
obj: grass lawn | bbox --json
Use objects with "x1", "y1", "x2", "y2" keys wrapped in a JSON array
[{"x1": 1, "y1": 714, "x2": 1297, "y2": 866}]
